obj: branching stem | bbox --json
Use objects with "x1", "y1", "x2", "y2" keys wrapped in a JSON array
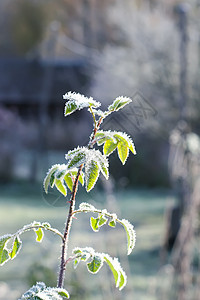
[{"x1": 57, "y1": 115, "x2": 103, "y2": 288}]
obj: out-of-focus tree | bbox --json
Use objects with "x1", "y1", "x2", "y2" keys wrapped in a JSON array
[{"x1": 11, "y1": 0, "x2": 47, "y2": 55}]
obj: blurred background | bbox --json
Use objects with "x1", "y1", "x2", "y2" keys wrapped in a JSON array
[{"x1": 0, "y1": 0, "x2": 200, "y2": 299}]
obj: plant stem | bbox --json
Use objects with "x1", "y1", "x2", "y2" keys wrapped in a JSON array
[
  {"x1": 57, "y1": 116, "x2": 103, "y2": 288},
  {"x1": 57, "y1": 165, "x2": 83, "y2": 288}
]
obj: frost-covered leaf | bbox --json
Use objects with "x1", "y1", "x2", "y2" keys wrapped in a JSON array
[
  {"x1": 120, "y1": 219, "x2": 136, "y2": 255},
  {"x1": 19, "y1": 282, "x2": 70, "y2": 299},
  {"x1": 64, "y1": 173, "x2": 73, "y2": 191},
  {"x1": 117, "y1": 143, "x2": 129, "y2": 165},
  {"x1": 64, "y1": 100, "x2": 78, "y2": 116},
  {"x1": 55, "y1": 179, "x2": 67, "y2": 196},
  {"x1": 34, "y1": 228, "x2": 44, "y2": 243},
  {"x1": 90, "y1": 214, "x2": 107, "y2": 232},
  {"x1": 85, "y1": 160, "x2": 100, "y2": 192},
  {"x1": 104, "y1": 254, "x2": 127, "y2": 290},
  {"x1": 90, "y1": 217, "x2": 99, "y2": 232},
  {"x1": 108, "y1": 96, "x2": 132, "y2": 112},
  {"x1": 43, "y1": 165, "x2": 60, "y2": 193},
  {"x1": 78, "y1": 202, "x2": 96, "y2": 212},
  {"x1": 67, "y1": 151, "x2": 86, "y2": 169},
  {"x1": 95, "y1": 151, "x2": 109, "y2": 179},
  {"x1": 104, "y1": 140, "x2": 117, "y2": 156},
  {"x1": 95, "y1": 131, "x2": 136, "y2": 164},
  {"x1": 54, "y1": 288, "x2": 70, "y2": 298},
  {"x1": 0, "y1": 235, "x2": 12, "y2": 265},
  {"x1": 98, "y1": 215, "x2": 108, "y2": 227},
  {"x1": 9, "y1": 235, "x2": 22, "y2": 259},
  {"x1": 109, "y1": 219, "x2": 116, "y2": 228},
  {"x1": 72, "y1": 247, "x2": 127, "y2": 290},
  {"x1": 87, "y1": 254, "x2": 103, "y2": 274},
  {"x1": 64, "y1": 91, "x2": 101, "y2": 116},
  {"x1": 72, "y1": 247, "x2": 94, "y2": 267}
]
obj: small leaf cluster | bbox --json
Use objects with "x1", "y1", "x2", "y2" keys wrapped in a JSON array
[
  {"x1": 44, "y1": 164, "x2": 84, "y2": 196},
  {"x1": 0, "y1": 222, "x2": 63, "y2": 266},
  {"x1": 19, "y1": 282, "x2": 69, "y2": 300},
  {"x1": 96, "y1": 131, "x2": 136, "y2": 165},
  {"x1": 72, "y1": 247, "x2": 127, "y2": 290},
  {"x1": 75, "y1": 203, "x2": 136, "y2": 256}
]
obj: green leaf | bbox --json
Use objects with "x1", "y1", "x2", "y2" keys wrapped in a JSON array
[
  {"x1": 98, "y1": 215, "x2": 108, "y2": 227},
  {"x1": 104, "y1": 254, "x2": 127, "y2": 290},
  {"x1": 64, "y1": 101, "x2": 78, "y2": 116},
  {"x1": 53, "y1": 288, "x2": 70, "y2": 298},
  {"x1": 43, "y1": 165, "x2": 60, "y2": 193},
  {"x1": 64, "y1": 173, "x2": 73, "y2": 191},
  {"x1": 90, "y1": 217, "x2": 99, "y2": 232},
  {"x1": 85, "y1": 160, "x2": 100, "y2": 192},
  {"x1": 9, "y1": 236, "x2": 22, "y2": 259},
  {"x1": 104, "y1": 254, "x2": 119, "y2": 287},
  {"x1": 34, "y1": 228, "x2": 44, "y2": 243},
  {"x1": 63, "y1": 91, "x2": 101, "y2": 116},
  {"x1": 103, "y1": 140, "x2": 117, "y2": 156},
  {"x1": 109, "y1": 219, "x2": 116, "y2": 228},
  {"x1": 67, "y1": 152, "x2": 85, "y2": 169},
  {"x1": 120, "y1": 219, "x2": 136, "y2": 255},
  {"x1": 108, "y1": 96, "x2": 132, "y2": 112},
  {"x1": 117, "y1": 143, "x2": 129, "y2": 165},
  {"x1": 95, "y1": 152, "x2": 109, "y2": 180},
  {"x1": 87, "y1": 254, "x2": 103, "y2": 274},
  {"x1": 0, "y1": 235, "x2": 12, "y2": 266},
  {"x1": 55, "y1": 179, "x2": 67, "y2": 196}
]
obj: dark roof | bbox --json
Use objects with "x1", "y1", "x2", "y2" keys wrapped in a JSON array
[{"x1": 0, "y1": 57, "x2": 90, "y2": 104}]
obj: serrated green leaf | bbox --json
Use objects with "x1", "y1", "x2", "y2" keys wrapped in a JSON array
[
  {"x1": 95, "y1": 152, "x2": 109, "y2": 180},
  {"x1": 104, "y1": 254, "x2": 127, "y2": 290},
  {"x1": 64, "y1": 173, "x2": 73, "y2": 191},
  {"x1": 117, "y1": 143, "x2": 129, "y2": 165},
  {"x1": 120, "y1": 219, "x2": 136, "y2": 255},
  {"x1": 67, "y1": 152, "x2": 85, "y2": 169},
  {"x1": 87, "y1": 254, "x2": 103, "y2": 274},
  {"x1": 64, "y1": 101, "x2": 78, "y2": 116},
  {"x1": 85, "y1": 160, "x2": 100, "y2": 192},
  {"x1": 90, "y1": 217, "x2": 99, "y2": 232},
  {"x1": 0, "y1": 235, "x2": 12, "y2": 265},
  {"x1": 34, "y1": 228, "x2": 44, "y2": 243},
  {"x1": 108, "y1": 96, "x2": 132, "y2": 112},
  {"x1": 9, "y1": 236, "x2": 22, "y2": 259},
  {"x1": 104, "y1": 254, "x2": 120, "y2": 287},
  {"x1": 55, "y1": 179, "x2": 67, "y2": 196},
  {"x1": 43, "y1": 165, "x2": 59, "y2": 194},
  {"x1": 103, "y1": 140, "x2": 117, "y2": 156}
]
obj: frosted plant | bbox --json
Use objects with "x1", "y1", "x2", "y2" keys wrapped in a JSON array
[{"x1": 0, "y1": 92, "x2": 136, "y2": 299}]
